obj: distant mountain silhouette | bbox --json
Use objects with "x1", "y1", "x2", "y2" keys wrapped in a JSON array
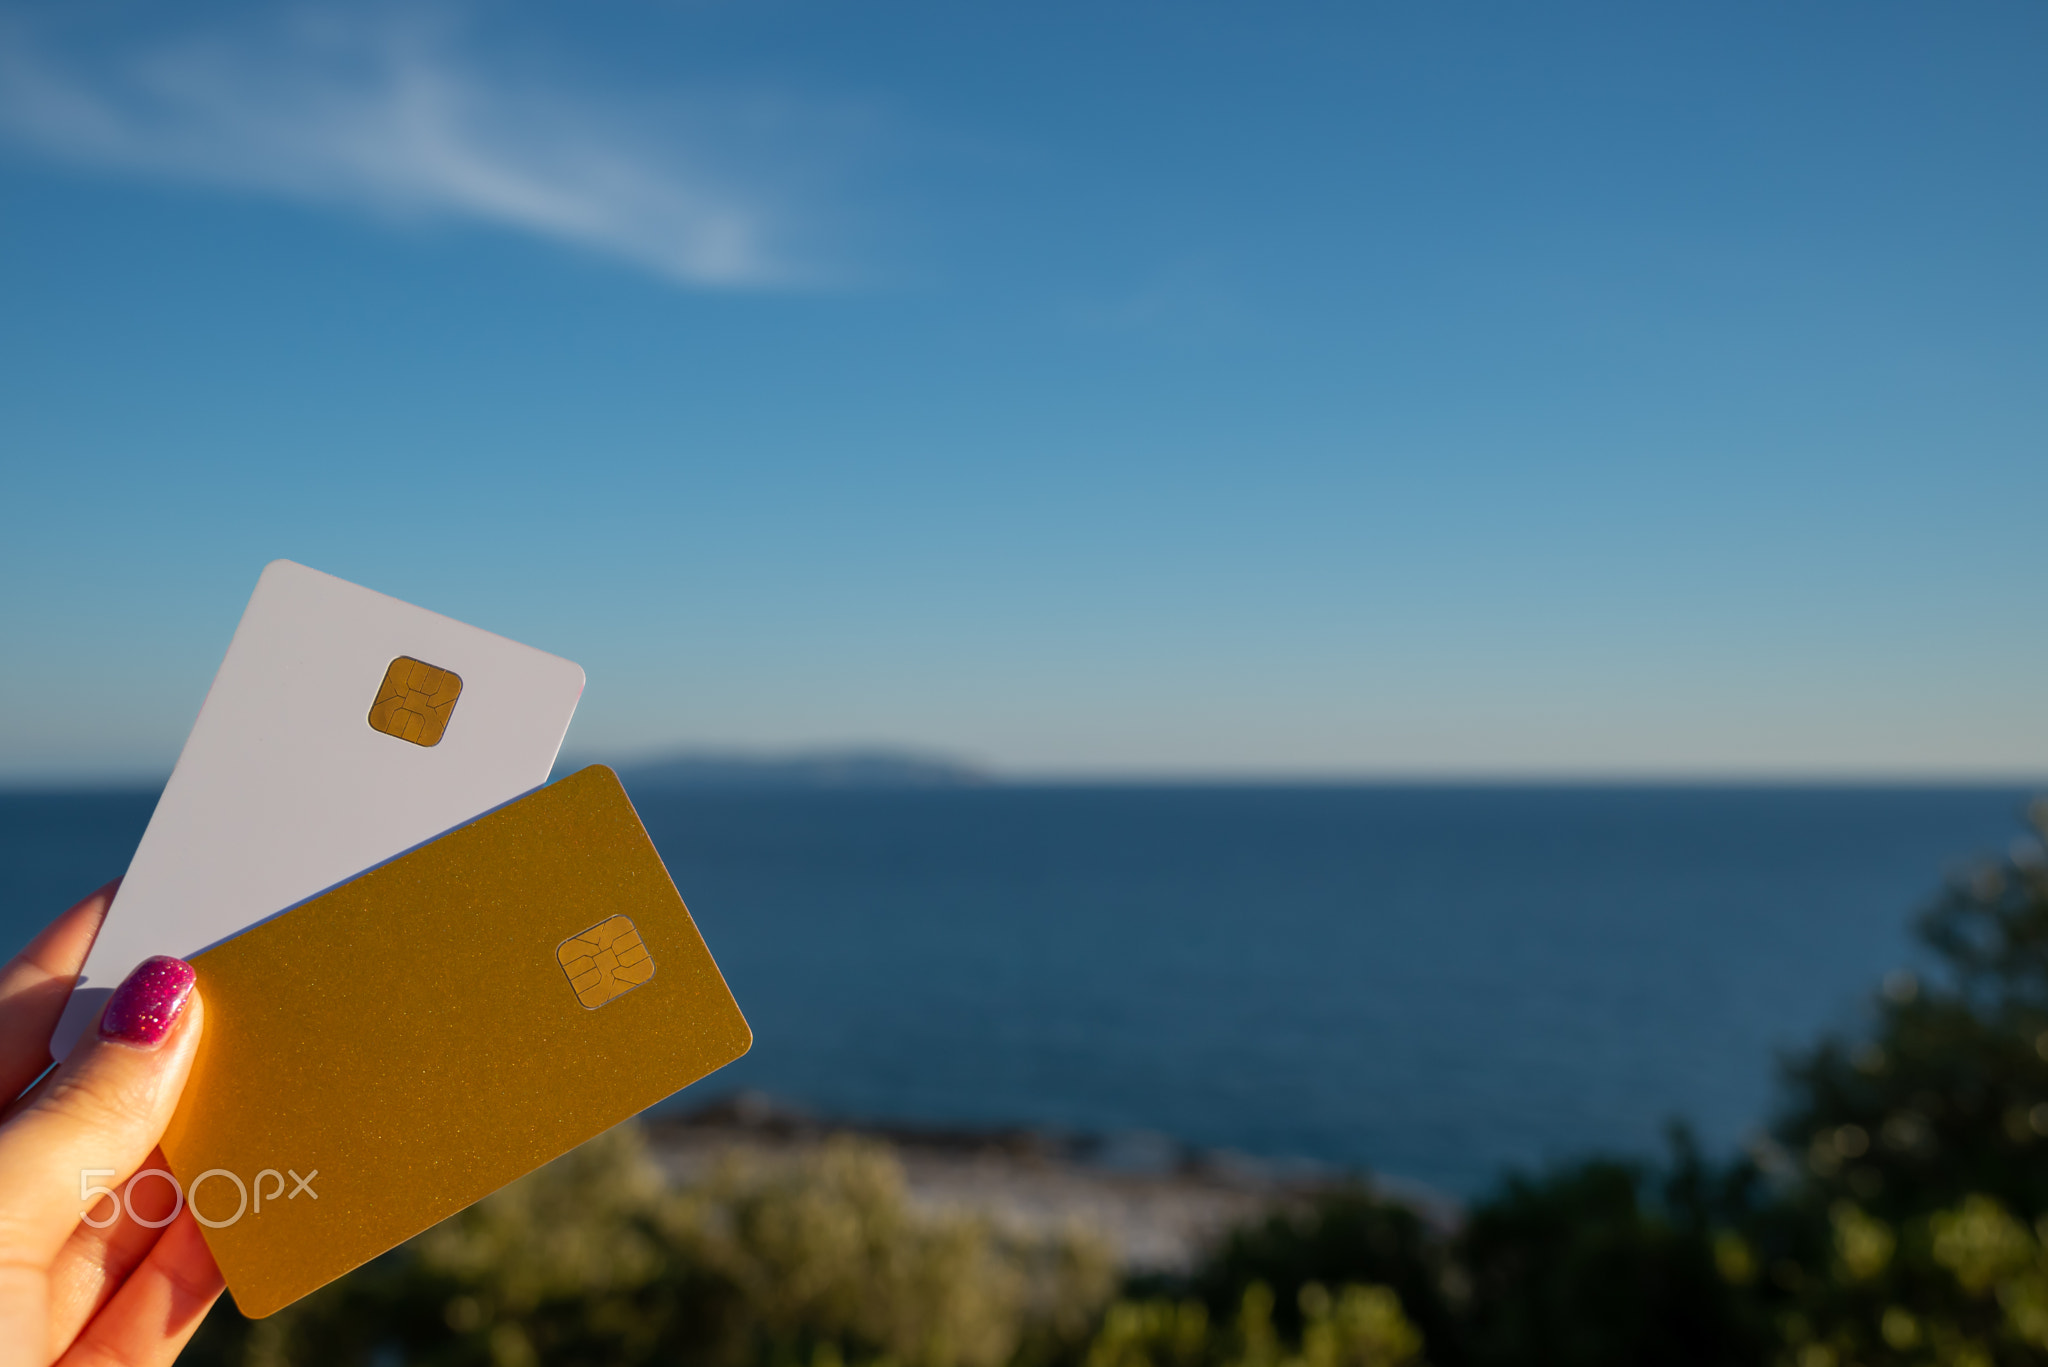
[{"x1": 567, "y1": 748, "x2": 990, "y2": 790}]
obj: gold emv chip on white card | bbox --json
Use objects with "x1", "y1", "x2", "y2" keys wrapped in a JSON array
[{"x1": 367, "y1": 656, "x2": 464, "y2": 746}]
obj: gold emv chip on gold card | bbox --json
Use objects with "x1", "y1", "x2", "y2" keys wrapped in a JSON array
[
  {"x1": 558, "y1": 914, "x2": 656, "y2": 1008},
  {"x1": 367, "y1": 656, "x2": 463, "y2": 746}
]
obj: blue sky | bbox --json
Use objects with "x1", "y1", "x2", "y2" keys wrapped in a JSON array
[{"x1": 2, "y1": 1, "x2": 2044, "y2": 780}]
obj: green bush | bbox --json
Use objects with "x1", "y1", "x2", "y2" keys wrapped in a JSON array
[
  {"x1": 1454, "y1": 1136, "x2": 1773, "y2": 1367},
  {"x1": 1087, "y1": 1280, "x2": 1424, "y2": 1367},
  {"x1": 1186, "y1": 1188, "x2": 1460, "y2": 1357},
  {"x1": 188, "y1": 1130, "x2": 1117, "y2": 1367},
  {"x1": 1745, "y1": 800, "x2": 2048, "y2": 1365}
]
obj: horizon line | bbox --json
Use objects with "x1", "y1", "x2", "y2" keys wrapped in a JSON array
[{"x1": 4, "y1": 767, "x2": 2044, "y2": 793}]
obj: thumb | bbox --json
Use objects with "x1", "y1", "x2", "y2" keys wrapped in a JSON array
[{"x1": 0, "y1": 957, "x2": 204, "y2": 1269}]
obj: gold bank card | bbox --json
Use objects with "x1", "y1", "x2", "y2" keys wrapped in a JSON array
[{"x1": 159, "y1": 765, "x2": 752, "y2": 1318}]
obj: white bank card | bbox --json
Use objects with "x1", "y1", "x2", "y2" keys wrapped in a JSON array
[{"x1": 53, "y1": 560, "x2": 584, "y2": 1055}]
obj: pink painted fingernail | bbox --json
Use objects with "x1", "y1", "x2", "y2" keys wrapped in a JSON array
[{"x1": 98, "y1": 956, "x2": 197, "y2": 1049}]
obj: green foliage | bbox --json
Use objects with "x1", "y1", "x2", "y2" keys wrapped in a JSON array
[
  {"x1": 1087, "y1": 1281, "x2": 1423, "y2": 1367},
  {"x1": 1187, "y1": 1188, "x2": 1460, "y2": 1358},
  {"x1": 188, "y1": 1130, "x2": 1117, "y2": 1367},
  {"x1": 1746, "y1": 801, "x2": 2048, "y2": 1366},
  {"x1": 1454, "y1": 1136, "x2": 1772, "y2": 1367},
  {"x1": 1776, "y1": 802, "x2": 2048, "y2": 1227},
  {"x1": 1169, "y1": 1131, "x2": 1771, "y2": 1367}
]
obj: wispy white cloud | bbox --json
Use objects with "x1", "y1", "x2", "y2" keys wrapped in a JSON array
[{"x1": 0, "y1": 7, "x2": 848, "y2": 287}]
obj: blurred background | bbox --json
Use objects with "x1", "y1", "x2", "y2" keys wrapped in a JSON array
[{"x1": 3, "y1": 2, "x2": 2046, "y2": 1362}]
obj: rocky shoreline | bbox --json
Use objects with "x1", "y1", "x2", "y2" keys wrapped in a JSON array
[{"x1": 644, "y1": 1094, "x2": 1457, "y2": 1274}]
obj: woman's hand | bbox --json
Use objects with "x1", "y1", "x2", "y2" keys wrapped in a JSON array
[{"x1": 0, "y1": 881, "x2": 224, "y2": 1366}]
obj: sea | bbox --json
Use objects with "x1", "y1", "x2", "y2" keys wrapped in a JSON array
[{"x1": 1, "y1": 784, "x2": 2037, "y2": 1196}]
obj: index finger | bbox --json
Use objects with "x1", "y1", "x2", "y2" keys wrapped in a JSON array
[{"x1": 0, "y1": 967, "x2": 204, "y2": 1257}]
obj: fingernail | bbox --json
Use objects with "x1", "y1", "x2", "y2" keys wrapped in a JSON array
[{"x1": 98, "y1": 956, "x2": 197, "y2": 1049}]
